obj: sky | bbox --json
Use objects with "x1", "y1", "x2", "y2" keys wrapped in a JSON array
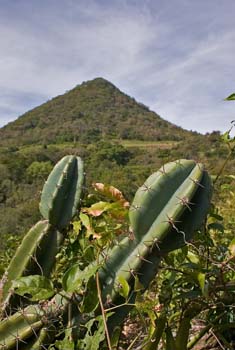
[{"x1": 0, "y1": 0, "x2": 235, "y2": 134}]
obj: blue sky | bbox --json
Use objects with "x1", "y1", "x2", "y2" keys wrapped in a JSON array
[{"x1": 0, "y1": 0, "x2": 235, "y2": 134}]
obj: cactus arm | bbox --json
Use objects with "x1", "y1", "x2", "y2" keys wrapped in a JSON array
[
  {"x1": 39, "y1": 155, "x2": 84, "y2": 230},
  {"x1": 22, "y1": 324, "x2": 57, "y2": 350},
  {"x1": 0, "y1": 294, "x2": 68, "y2": 349},
  {"x1": 1, "y1": 221, "x2": 64, "y2": 311},
  {"x1": 101, "y1": 162, "x2": 208, "y2": 294},
  {"x1": 99, "y1": 160, "x2": 212, "y2": 332},
  {"x1": 1, "y1": 220, "x2": 49, "y2": 306},
  {"x1": 130, "y1": 160, "x2": 203, "y2": 242},
  {"x1": 0, "y1": 305, "x2": 43, "y2": 349},
  {"x1": 101, "y1": 161, "x2": 205, "y2": 289},
  {"x1": 33, "y1": 226, "x2": 64, "y2": 277},
  {"x1": 129, "y1": 160, "x2": 197, "y2": 241},
  {"x1": 158, "y1": 171, "x2": 212, "y2": 252}
]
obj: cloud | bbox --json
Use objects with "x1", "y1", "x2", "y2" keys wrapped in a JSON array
[{"x1": 0, "y1": 0, "x2": 235, "y2": 134}]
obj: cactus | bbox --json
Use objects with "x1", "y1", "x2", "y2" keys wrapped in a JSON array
[
  {"x1": 0, "y1": 293, "x2": 67, "y2": 350},
  {"x1": 99, "y1": 160, "x2": 212, "y2": 330},
  {"x1": 0, "y1": 157, "x2": 212, "y2": 349},
  {"x1": 39, "y1": 155, "x2": 84, "y2": 230},
  {"x1": 1, "y1": 155, "x2": 84, "y2": 314},
  {"x1": 1, "y1": 221, "x2": 64, "y2": 310}
]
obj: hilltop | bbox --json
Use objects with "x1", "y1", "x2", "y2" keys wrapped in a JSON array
[{"x1": 0, "y1": 77, "x2": 194, "y2": 146}]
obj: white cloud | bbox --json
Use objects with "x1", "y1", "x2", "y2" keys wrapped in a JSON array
[{"x1": 0, "y1": 0, "x2": 235, "y2": 134}]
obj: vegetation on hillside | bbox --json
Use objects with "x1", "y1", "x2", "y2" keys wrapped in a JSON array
[{"x1": 0, "y1": 78, "x2": 234, "y2": 260}]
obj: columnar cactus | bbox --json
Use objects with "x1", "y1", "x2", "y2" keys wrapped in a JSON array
[
  {"x1": 0, "y1": 157, "x2": 212, "y2": 349},
  {"x1": 99, "y1": 160, "x2": 212, "y2": 330},
  {"x1": 1, "y1": 155, "x2": 84, "y2": 313}
]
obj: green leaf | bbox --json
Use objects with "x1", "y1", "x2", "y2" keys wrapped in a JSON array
[
  {"x1": 83, "y1": 201, "x2": 112, "y2": 217},
  {"x1": 55, "y1": 329, "x2": 75, "y2": 350},
  {"x1": 79, "y1": 212, "x2": 99, "y2": 238},
  {"x1": 187, "y1": 251, "x2": 200, "y2": 264},
  {"x1": 73, "y1": 220, "x2": 82, "y2": 233},
  {"x1": 221, "y1": 131, "x2": 231, "y2": 143},
  {"x1": 62, "y1": 263, "x2": 100, "y2": 293},
  {"x1": 12, "y1": 275, "x2": 54, "y2": 301},
  {"x1": 117, "y1": 275, "x2": 130, "y2": 298},
  {"x1": 197, "y1": 272, "x2": 208, "y2": 297},
  {"x1": 81, "y1": 277, "x2": 99, "y2": 313},
  {"x1": 207, "y1": 222, "x2": 224, "y2": 232},
  {"x1": 224, "y1": 93, "x2": 235, "y2": 101},
  {"x1": 209, "y1": 213, "x2": 223, "y2": 221},
  {"x1": 134, "y1": 276, "x2": 144, "y2": 292},
  {"x1": 77, "y1": 316, "x2": 106, "y2": 350}
]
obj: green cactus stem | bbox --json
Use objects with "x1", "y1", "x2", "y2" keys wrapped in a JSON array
[
  {"x1": 99, "y1": 160, "x2": 212, "y2": 330},
  {"x1": 0, "y1": 293, "x2": 67, "y2": 350},
  {"x1": 39, "y1": 155, "x2": 84, "y2": 230},
  {"x1": 1, "y1": 220, "x2": 64, "y2": 314}
]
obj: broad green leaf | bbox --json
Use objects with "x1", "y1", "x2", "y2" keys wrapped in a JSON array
[
  {"x1": 79, "y1": 213, "x2": 94, "y2": 235},
  {"x1": 187, "y1": 251, "x2": 200, "y2": 264},
  {"x1": 73, "y1": 220, "x2": 82, "y2": 233},
  {"x1": 81, "y1": 277, "x2": 99, "y2": 313},
  {"x1": 12, "y1": 275, "x2": 54, "y2": 301},
  {"x1": 117, "y1": 275, "x2": 130, "y2": 298},
  {"x1": 83, "y1": 201, "x2": 112, "y2": 217},
  {"x1": 62, "y1": 263, "x2": 100, "y2": 292},
  {"x1": 225, "y1": 93, "x2": 235, "y2": 101},
  {"x1": 77, "y1": 316, "x2": 106, "y2": 350},
  {"x1": 221, "y1": 131, "x2": 231, "y2": 143}
]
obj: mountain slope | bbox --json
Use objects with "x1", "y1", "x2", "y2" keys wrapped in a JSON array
[
  {"x1": 0, "y1": 78, "x2": 194, "y2": 146},
  {"x1": 0, "y1": 78, "x2": 228, "y2": 250}
]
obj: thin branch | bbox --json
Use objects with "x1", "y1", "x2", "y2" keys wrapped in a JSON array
[
  {"x1": 96, "y1": 272, "x2": 112, "y2": 350},
  {"x1": 209, "y1": 329, "x2": 226, "y2": 350}
]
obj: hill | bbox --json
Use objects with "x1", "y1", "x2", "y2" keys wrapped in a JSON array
[
  {"x1": 0, "y1": 77, "x2": 194, "y2": 146},
  {"x1": 0, "y1": 78, "x2": 232, "y2": 263}
]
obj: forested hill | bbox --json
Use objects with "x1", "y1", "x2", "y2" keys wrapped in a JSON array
[
  {"x1": 0, "y1": 77, "x2": 194, "y2": 146},
  {"x1": 0, "y1": 78, "x2": 231, "y2": 256}
]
